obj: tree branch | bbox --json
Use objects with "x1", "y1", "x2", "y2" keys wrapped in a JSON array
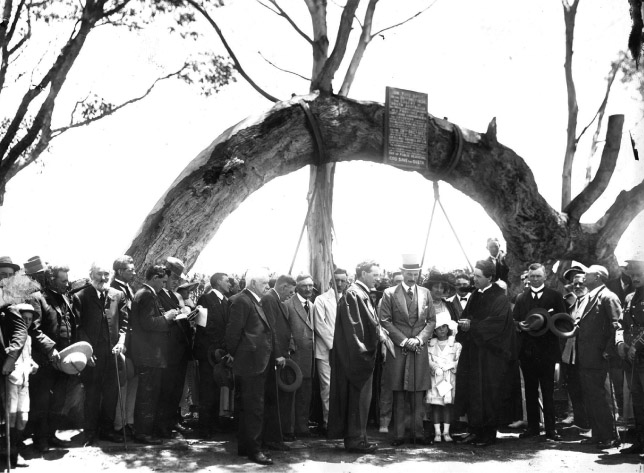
[
  {"x1": 339, "y1": 0, "x2": 377, "y2": 97},
  {"x1": 183, "y1": 0, "x2": 279, "y2": 103},
  {"x1": 256, "y1": 0, "x2": 313, "y2": 45},
  {"x1": 371, "y1": 0, "x2": 438, "y2": 38},
  {"x1": 50, "y1": 68, "x2": 186, "y2": 138},
  {"x1": 595, "y1": 179, "x2": 644, "y2": 256},
  {"x1": 310, "y1": 0, "x2": 360, "y2": 93},
  {"x1": 561, "y1": 0, "x2": 579, "y2": 210},
  {"x1": 564, "y1": 114, "x2": 624, "y2": 221},
  {"x1": 257, "y1": 51, "x2": 310, "y2": 81}
]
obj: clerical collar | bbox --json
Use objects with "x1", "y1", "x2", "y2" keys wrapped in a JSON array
[
  {"x1": 212, "y1": 288, "x2": 224, "y2": 301},
  {"x1": 531, "y1": 284, "x2": 545, "y2": 293},
  {"x1": 478, "y1": 284, "x2": 493, "y2": 293},
  {"x1": 401, "y1": 282, "x2": 415, "y2": 292}
]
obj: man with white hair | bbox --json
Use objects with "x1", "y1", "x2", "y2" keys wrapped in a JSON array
[
  {"x1": 225, "y1": 268, "x2": 281, "y2": 465},
  {"x1": 73, "y1": 262, "x2": 128, "y2": 446}
]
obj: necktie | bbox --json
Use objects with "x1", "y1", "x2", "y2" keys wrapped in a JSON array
[
  {"x1": 532, "y1": 289, "x2": 543, "y2": 299},
  {"x1": 100, "y1": 291, "x2": 106, "y2": 307},
  {"x1": 304, "y1": 300, "x2": 310, "y2": 324},
  {"x1": 407, "y1": 288, "x2": 413, "y2": 300}
]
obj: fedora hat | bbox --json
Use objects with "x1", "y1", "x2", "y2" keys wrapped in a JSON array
[
  {"x1": 548, "y1": 312, "x2": 578, "y2": 338},
  {"x1": 276, "y1": 358, "x2": 303, "y2": 393},
  {"x1": 177, "y1": 281, "x2": 199, "y2": 292},
  {"x1": 55, "y1": 341, "x2": 93, "y2": 375},
  {"x1": 519, "y1": 308, "x2": 550, "y2": 337},
  {"x1": 0, "y1": 256, "x2": 20, "y2": 272},
  {"x1": 23, "y1": 256, "x2": 45, "y2": 275},
  {"x1": 400, "y1": 254, "x2": 422, "y2": 271},
  {"x1": 165, "y1": 257, "x2": 186, "y2": 279}
]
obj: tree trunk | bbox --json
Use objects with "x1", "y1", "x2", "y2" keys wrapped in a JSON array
[
  {"x1": 306, "y1": 163, "x2": 335, "y2": 290},
  {"x1": 125, "y1": 94, "x2": 643, "y2": 290}
]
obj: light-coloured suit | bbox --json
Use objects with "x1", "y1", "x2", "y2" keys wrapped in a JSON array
[
  {"x1": 313, "y1": 288, "x2": 338, "y2": 425},
  {"x1": 379, "y1": 283, "x2": 435, "y2": 440}
]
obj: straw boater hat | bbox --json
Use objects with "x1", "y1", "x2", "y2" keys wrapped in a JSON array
[
  {"x1": 23, "y1": 256, "x2": 46, "y2": 275},
  {"x1": 55, "y1": 341, "x2": 93, "y2": 375},
  {"x1": 519, "y1": 307, "x2": 551, "y2": 337},
  {"x1": 0, "y1": 256, "x2": 20, "y2": 272},
  {"x1": 400, "y1": 254, "x2": 422, "y2": 271}
]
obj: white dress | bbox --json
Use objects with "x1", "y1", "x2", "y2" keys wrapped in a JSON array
[{"x1": 426, "y1": 337, "x2": 462, "y2": 406}]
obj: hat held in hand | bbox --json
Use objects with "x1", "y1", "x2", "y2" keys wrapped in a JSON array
[
  {"x1": 519, "y1": 308, "x2": 550, "y2": 337},
  {"x1": 55, "y1": 341, "x2": 93, "y2": 375}
]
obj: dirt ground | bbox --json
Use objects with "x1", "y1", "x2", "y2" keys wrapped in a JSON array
[{"x1": 11, "y1": 423, "x2": 644, "y2": 473}]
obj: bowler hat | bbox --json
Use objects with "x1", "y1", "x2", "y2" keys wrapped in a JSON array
[
  {"x1": 548, "y1": 312, "x2": 578, "y2": 338},
  {"x1": 55, "y1": 341, "x2": 93, "y2": 375},
  {"x1": 276, "y1": 358, "x2": 303, "y2": 393},
  {"x1": 0, "y1": 256, "x2": 20, "y2": 272},
  {"x1": 24, "y1": 256, "x2": 45, "y2": 275},
  {"x1": 519, "y1": 308, "x2": 550, "y2": 337}
]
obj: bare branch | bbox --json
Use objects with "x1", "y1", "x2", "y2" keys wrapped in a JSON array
[
  {"x1": 257, "y1": 0, "x2": 313, "y2": 44},
  {"x1": 561, "y1": 0, "x2": 580, "y2": 210},
  {"x1": 103, "y1": 0, "x2": 133, "y2": 18},
  {"x1": 339, "y1": 0, "x2": 377, "y2": 97},
  {"x1": 595, "y1": 179, "x2": 644, "y2": 256},
  {"x1": 310, "y1": 0, "x2": 360, "y2": 93},
  {"x1": 564, "y1": 114, "x2": 624, "y2": 221},
  {"x1": 183, "y1": 0, "x2": 279, "y2": 103},
  {"x1": 51, "y1": 68, "x2": 185, "y2": 138},
  {"x1": 257, "y1": 51, "x2": 310, "y2": 81},
  {"x1": 371, "y1": 0, "x2": 438, "y2": 38}
]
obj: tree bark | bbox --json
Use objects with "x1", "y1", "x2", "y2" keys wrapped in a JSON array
[
  {"x1": 126, "y1": 94, "x2": 643, "y2": 287},
  {"x1": 561, "y1": 0, "x2": 579, "y2": 209}
]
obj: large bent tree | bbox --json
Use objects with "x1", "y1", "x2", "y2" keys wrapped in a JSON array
[{"x1": 126, "y1": 93, "x2": 644, "y2": 285}]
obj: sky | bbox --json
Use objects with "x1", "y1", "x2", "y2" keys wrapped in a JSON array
[{"x1": 0, "y1": 0, "x2": 642, "y2": 281}]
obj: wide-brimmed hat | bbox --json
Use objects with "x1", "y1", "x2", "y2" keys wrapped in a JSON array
[
  {"x1": 562, "y1": 265, "x2": 587, "y2": 282},
  {"x1": 55, "y1": 341, "x2": 93, "y2": 375},
  {"x1": 548, "y1": 312, "x2": 578, "y2": 338},
  {"x1": 519, "y1": 308, "x2": 550, "y2": 337},
  {"x1": 177, "y1": 281, "x2": 199, "y2": 292},
  {"x1": 165, "y1": 257, "x2": 186, "y2": 279},
  {"x1": 424, "y1": 270, "x2": 451, "y2": 287},
  {"x1": 435, "y1": 311, "x2": 458, "y2": 333},
  {"x1": 0, "y1": 256, "x2": 20, "y2": 272},
  {"x1": 11, "y1": 303, "x2": 36, "y2": 314},
  {"x1": 24, "y1": 256, "x2": 45, "y2": 275},
  {"x1": 400, "y1": 254, "x2": 422, "y2": 271},
  {"x1": 276, "y1": 358, "x2": 303, "y2": 393}
]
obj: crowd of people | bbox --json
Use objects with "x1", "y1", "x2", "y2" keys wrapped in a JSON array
[{"x1": 0, "y1": 236, "x2": 642, "y2": 467}]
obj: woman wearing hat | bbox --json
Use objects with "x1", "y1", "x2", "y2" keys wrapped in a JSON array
[{"x1": 422, "y1": 271, "x2": 459, "y2": 324}]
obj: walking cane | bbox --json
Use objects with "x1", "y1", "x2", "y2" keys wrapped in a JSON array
[
  {"x1": 275, "y1": 363, "x2": 284, "y2": 441},
  {"x1": 411, "y1": 347, "x2": 416, "y2": 446},
  {"x1": 114, "y1": 353, "x2": 128, "y2": 451},
  {"x1": 4, "y1": 376, "x2": 10, "y2": 473},
  {"x1": 606, "y1": 358, "x2": 619, "y2": 441}
]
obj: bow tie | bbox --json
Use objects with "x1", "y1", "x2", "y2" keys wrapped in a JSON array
[{"x1": 460, "y1": 297, "x2": 468, "y2": 302}]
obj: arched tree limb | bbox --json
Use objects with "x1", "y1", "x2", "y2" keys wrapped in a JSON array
[
  {"x1": 184, "y1": 0, "x2": 279, "y2": 103},
  {"x1": 564, "y1": 114, "x2": 624, "y2": 221},
  {"x1": 561, "y1": 0, "x2": 580, "y2": 209}
]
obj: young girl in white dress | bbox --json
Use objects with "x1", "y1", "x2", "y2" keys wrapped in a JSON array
[{"x1": 426, "y1": 312, "x2": 461, "y2": 442}]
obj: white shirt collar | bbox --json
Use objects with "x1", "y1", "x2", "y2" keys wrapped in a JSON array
[
  {"x1": 401, "y1": 282, "x2": 415, "y2": 292},
  {"x1": 212, "y1": 288, "x2": 224, "y2": 300},
  {"x1": 531, "y1": 284, "x2": 545, "y2": 292},
  {"x1": 247, "y1": 289, "x2": 262, "y2": 302},
  {"x1": 587, "y1": 284, "x2": 605, "y2": 299},
  {"x1": 478, "y1": 284, "x2": 493, "y2": 293},
  {"x1": 297, "y1": 293, "x2": 308, "y2": 304}
]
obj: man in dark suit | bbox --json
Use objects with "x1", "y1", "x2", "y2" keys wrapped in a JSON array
[
  {"x1": 155, "y1": 257, "x2": 193, "y2": 438},
  {"x1": 130, "y1": 265, "x2": 177, "y2": 444},
  {"x1": 513, "y1": 263, "x2": 566, "y2": 441},
  {"x1": 260, "y1": 274, "x2": 295, "y2": 445},
  {"x1": 328, "y1": 260, "x2": 382, "y2": 453},
  {"x1": 225, "y1": 268, "x2": 281, "y2": 465},
  {"x1": 485, "y1": 238, "x2": 509, "y2": 284},
  {"x1": 111, "y1": 255, "x2": 136, "y2": 438},
  {"x1": 283, "y1": 274, "x2": 316, "y2": 439},
  {"x1": 448, "y1": 273, "x2": 472, "y2": 318},
  {"x1": 73, "y1": 262, "x2": 128, "y2": 446},
  {"x1": 194, "y1": 272, "x2": 231, "y2": 437},
  {"x1": 576, "y1": 264, "x2": 622, "y2": 449}
]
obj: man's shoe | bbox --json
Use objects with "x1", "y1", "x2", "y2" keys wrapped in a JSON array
[
  {"x1": 263, "y1": 441, "x2": 290, "y2": 451},
  {"x1": 455, "y1": 433, "x2": 477, "y2": 444},
  {"x1": 48, "y1": 436, "x2": 71, "y2": 448},
  {"x1": 545, "y1": 431, "x2": 562, "y2": 441},
  {"x1": 173, "y1": 422, "x2": 194, "y2": 434},
  {"x1": 100, "y1": 429, "x2": 125, "y2": 443},
  {"x1": 519, "y1": 429, "x2": 540, "y2": 439},
  {"x1": 620, "y1": 442, "x2": 644, "y2": 454},
  {"x1": 133, "y1": 434, "x2": 163, "y2": 445},
  {"x1": 596, "y1": 439, "x2": 620, "y2": 449},
  {"x1": 579, "y1": 429, "x2": 592, "y2": 438},
  {"x1": 83, "y1": 433, "x2": 97, "y2": 447},
  {"x1": 508, "y1": 420, "x2": 527, "y2": 428},
  {"x1": 34, "y1": 438, "x2": 49, "y2": 453},
  {"x1": 580, "y1": 438, "x2": 598, "y2": 445},
  {"x1": 473, "y1": 437, "x2": 496, "y2": 447},
  {"x1": 248, "y1": 452, "x2": 273, "y2": 465},
  {"x1": 347, "y1": 441, "x2": 377, "y2": 453},
  {"x1": 391, "y1": 438, "x2": 405, "y2": 447}
]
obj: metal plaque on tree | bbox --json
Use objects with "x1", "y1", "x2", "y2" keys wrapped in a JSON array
[{"x1": 384, "y1": 87, "x2": 428, "y2": 170}]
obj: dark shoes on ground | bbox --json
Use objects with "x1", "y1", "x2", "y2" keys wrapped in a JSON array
[
  {"x1": 347, "y1": 441, "x2": 377, "y2": 453},
  {"x1": 133, "y1": 433, "x2": 163, "y2": 445},
  {"x1": 100, "y1": 429, "x2": 125, "y2": 443},
  {"x1": 282, "y1": 433, "x2": 296, "y2": 442},
  {"x1": 391, "y1": 438, "x2": 405, "y2": 447},
  {"x1": 545, "y1": 431, "x2": 562, "y2": 441},
  {"x1": 519, "y1": 429, "x2": 540, "y2": 439},
  {"x1": 248, "y1": 452, "x2": 273, "y2": 465},
  {"x1": 83, "y1": 432, "x2": 96, "y2": 447},
  {"x1": 455, "y1": 433, "x2": 477, "y2": 444},
  {"x1": 596, "y1": 439, "x2": 620, "y2": 449},
  {"x1": 620, "y1": 442, "x2": 644, "y2": 454},
  {"x1": 48, "y1": 435, "x2": 71, "y2": 448},
  {"x1": 473, "y1": 437, "x2": 496, "y2": 447}
]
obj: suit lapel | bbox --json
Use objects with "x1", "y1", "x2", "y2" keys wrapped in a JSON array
[
  {"x1": 245, "y1": 289, "x2": 270, "y2": 328},
  {"x1": 416, "y1": 288, "x2": 426, "y2": 320},
  {"x1": 394, "y1": 285, "x2": 410, "y2": 319},
  {"x1": 293, "y1": 296, "x2": 312, "y2": 330},
  {"x1": 581, "y1": 287, "x2": 605, "y2": 321}
]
